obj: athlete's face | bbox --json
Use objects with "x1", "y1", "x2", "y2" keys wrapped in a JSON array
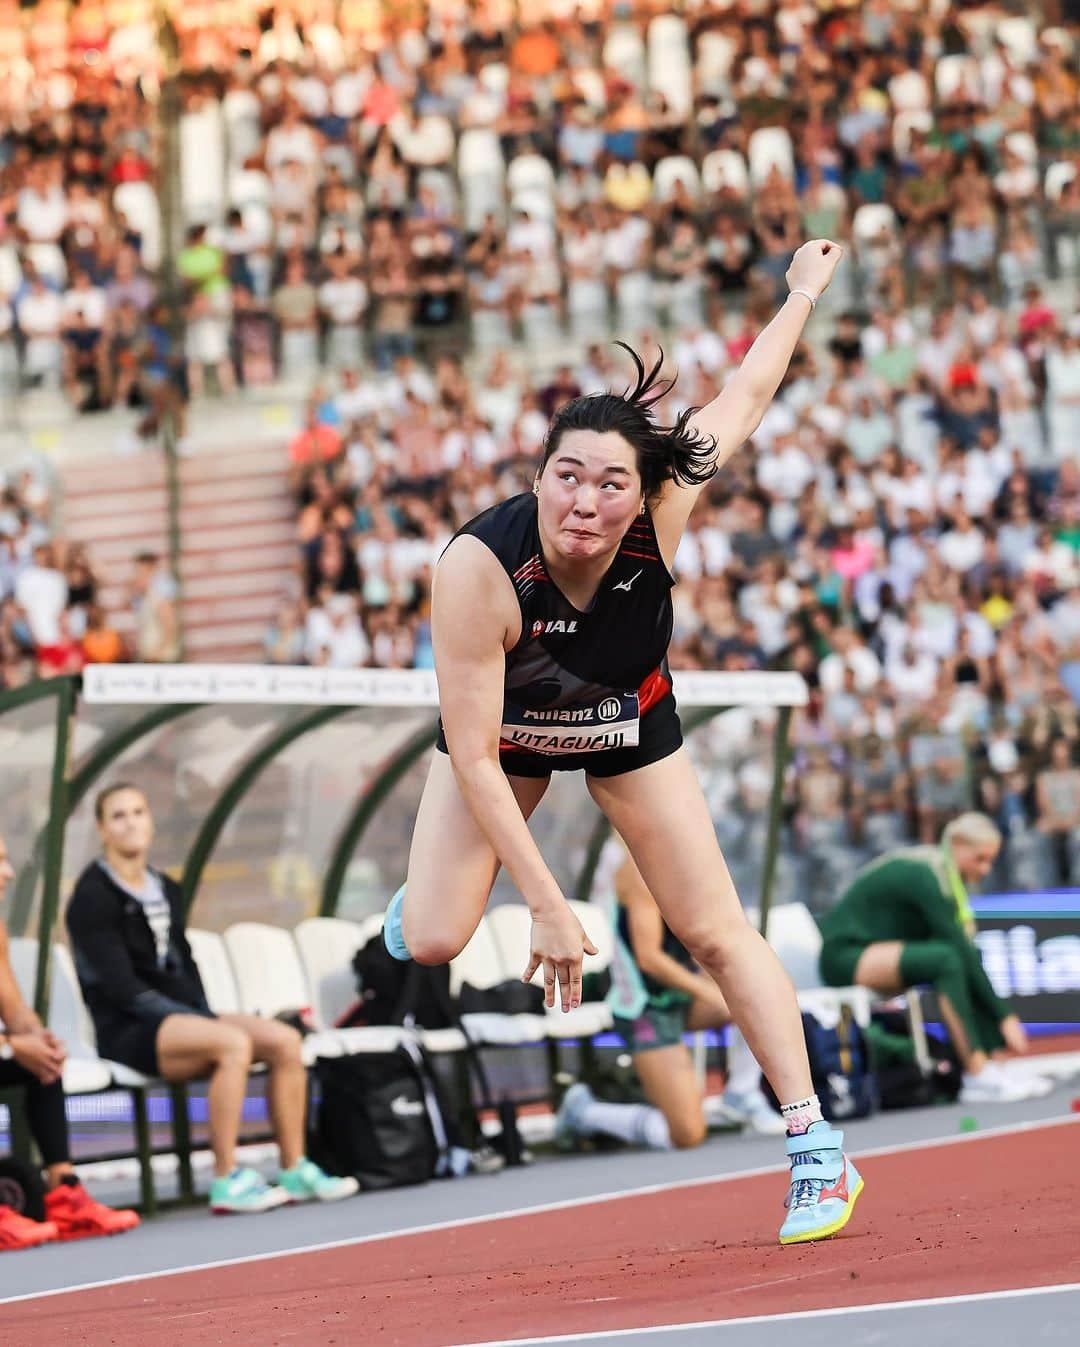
[
  {"x1": 538, "y1": 431, "x2": 644, "y2": 561},
  {"x1": 949, "y1": 837, "x2": 999, "y2": 886},
  {"x1": 97, "y1": 789, "x2": 154, "y2": 861}
]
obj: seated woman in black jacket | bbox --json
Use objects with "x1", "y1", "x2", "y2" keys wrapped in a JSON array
[{"x1": 66, "y1": 783, "x2": 357, "y2": 1216}]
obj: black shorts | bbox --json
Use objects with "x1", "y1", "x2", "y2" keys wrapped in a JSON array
[
  {"x1": 435, "y1": 692, "x2": 683, "y2": 780},
  {"x1": 98, "y1": 1007, "x2": 217, "y2": 1078}
]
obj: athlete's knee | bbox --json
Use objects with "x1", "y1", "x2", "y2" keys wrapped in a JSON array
[
  {"x1": 409, "y1": 932, "x2": 467, "y2": 966},
  {"x1": 262, "y1": 1022, "x2": 304, "y2": 1067},
  {"x1": 668, "y1": 1114, "x2": 707, "y2": 1149},
  {"x1": 679, "y1": 920, "x2": 748, "y2": 976},
  {"x1": 213, "y1": 1024, "x2": 253, "y2": 1069},
  {"x1": 900, "y1": 940, "x2": 962, "y2": 986}
]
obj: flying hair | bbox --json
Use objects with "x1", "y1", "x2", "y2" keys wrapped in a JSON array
[{"x1": 538, "y1": 342, "x2": 718, "y2": 501}]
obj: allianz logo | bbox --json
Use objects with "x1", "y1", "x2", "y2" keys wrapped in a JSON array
[{"x1": 975, "y1": 925, "x2": 1080, "y2": 996}]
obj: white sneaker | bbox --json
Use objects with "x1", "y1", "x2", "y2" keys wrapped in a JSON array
[
  {"x1": 554, "y1": 1082, "x2": 595, "y2": 1148},
  {"x1": 959, "y1": 1062, "x2": 1038, "y2": 1104},
  {"x1": 1000, "y1": 1062, "x2": 1054, "y2": 1098},
  {"x1": 711, "y1": 1089, "x2": 788, "y2": 1136}
]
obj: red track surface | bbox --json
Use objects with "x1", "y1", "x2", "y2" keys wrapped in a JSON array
[{"x1": 10, "y1": 1122, "x2": 1080, "y2": 1347}]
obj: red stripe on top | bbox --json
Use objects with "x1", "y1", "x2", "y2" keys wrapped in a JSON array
[
  {"x1": 637, "y1": 666, "x2": 671, "y2": 715},
  {"x1": 513, "y1": 555, "x2": 543, "y2": 579},
  {"x1": 620, "y1": 549, "x2": 659, "y2": 561}
]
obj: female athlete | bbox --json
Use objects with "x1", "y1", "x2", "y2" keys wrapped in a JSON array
[{"x1": 385, "y1": 239, "x2": 863, "y2": 1244}]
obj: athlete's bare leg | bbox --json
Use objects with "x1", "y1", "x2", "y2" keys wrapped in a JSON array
[
  {"x1": 588, "y1": 747, "x2": 814, "y2": 1106},
  {"x1": 401, "y1": 751, "x2": 550, "y2": 964},
  {"x1": 633, "y1": 1045, "x2": 706, "y2": 1149}
]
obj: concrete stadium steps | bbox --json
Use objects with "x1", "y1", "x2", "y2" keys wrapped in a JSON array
[{"x1": 60, "y1": 441, "x2": 296, "y2": 663}]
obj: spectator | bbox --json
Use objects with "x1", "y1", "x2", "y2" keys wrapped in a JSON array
[
  {"x1": 15, "y1": 543, "x2": 67, "y2": 649},
  {"x1": 0, "y1": 834, "x2": 140, "y2": 1250},
  {"x1": 130, "y1": 553, "x2": 180, "y2": 664},
  {"x1": 66, "y1": 784, "x2": 358, "y2": 1215},
  {"x1": 817, "y1": 814, "x2": 1050, "y2": 1104},
  {"x1": 1035, "y1": 736, "x2": 1080, "y2": 884}
]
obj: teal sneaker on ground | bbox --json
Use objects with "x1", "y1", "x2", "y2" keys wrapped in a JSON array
[
  {"x1": 278, "y1": 1158, "x2": 360, "y2": 1204},
  {"x1": 209, "y1": 1167, "x2": 290, "y2": 1215},
  {"x1": 383, "y1": 884, "x2": 411, "y2": 961},
  {"x1": 779, "y1": 1121, "x2": 864, "y2": 1246}
]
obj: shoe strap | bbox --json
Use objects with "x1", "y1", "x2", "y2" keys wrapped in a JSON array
[
  {"x1": 789, "y1": 1153, "x2": 845, "y2": 1184},
  {"x1": 786, "y1": 1126, "x2": 843, "y2": 1156}
]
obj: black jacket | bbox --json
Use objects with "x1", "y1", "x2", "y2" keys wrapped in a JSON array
[{"x1": 66, "y1": 861, "x2": 212, "y2": 1043}]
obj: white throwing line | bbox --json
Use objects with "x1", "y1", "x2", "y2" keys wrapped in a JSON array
[{"x1": 446, "y1": 1282, "x2": 1080, "y2": 1346}]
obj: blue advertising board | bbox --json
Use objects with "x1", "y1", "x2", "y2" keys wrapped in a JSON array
[{"x1": 972, "y1": 891, "x2": 1080, "y2": 1028}]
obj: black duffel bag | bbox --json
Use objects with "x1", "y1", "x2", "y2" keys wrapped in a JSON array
[
  {"x1": 457, "y1": 979, "x2": 545, "y2": 1016},
  {"x1": 307, "y1": 1041, "x2": 448, "y2": 1190}
]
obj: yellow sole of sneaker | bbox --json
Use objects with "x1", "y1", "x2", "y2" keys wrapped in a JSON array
[{"x1": 778, "y1": 1175, "x2": 865, "y2": 1246}]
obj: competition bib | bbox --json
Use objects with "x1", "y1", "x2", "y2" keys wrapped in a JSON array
[{"x1": 500, "y1": 692, "x2": 640, "y2": 755}]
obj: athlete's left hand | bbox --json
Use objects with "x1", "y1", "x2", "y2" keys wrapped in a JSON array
[{"x1": 523, "y1": 905, "x2": 599, "y2": 1013}]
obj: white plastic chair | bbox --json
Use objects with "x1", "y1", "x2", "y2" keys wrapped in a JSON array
[
  {"x1": 185, "y1": 928, "x2": 242, "y2": 1015},
  {"x1": 701, "y1": 148, "x2": 750, "y2": 199},
  {"x1": 486, "y1": 903, "x2": 613, "y2": 1040},
  {"x1": 653, "y1": 155, "x2": 701, "y2": 204},
  {"x1": 224, "y1": 921, "x2": 401, "y2": 1061},
  {"x1": 293, "y1": 915, "x2": 375, "y2": 1030},
  {"x1": 747, "y1": 904, "x2": 873, "y2": 1027},
  {"x1": 8, "y1": 938, "x2": 111, "y2": 1094},
  {"x1": 748, "y1": 127, "x2": 795, "y2": 186}
]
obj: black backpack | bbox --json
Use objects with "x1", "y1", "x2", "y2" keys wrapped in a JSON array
[{"x1": 307, "y1": 1039, "x2": 449, "y2": 1190}]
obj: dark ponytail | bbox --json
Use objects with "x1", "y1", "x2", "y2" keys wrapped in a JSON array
[{"x1": 538, "y1": 343, "x2": 718, "y2": 500}]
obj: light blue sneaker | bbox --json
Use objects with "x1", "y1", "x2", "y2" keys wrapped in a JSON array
[
  {"x1": 278, "y1": 1158, "x2": 359, "y2": 1204},
  {"x1": 779, "y1": 1121, "x2": 864, "y2": 1246},
  {"x1": 209, "y1": 1167, "x2": 290, "y2": 1215},
  {"x1": 554, "y1": 1082, "x2": 595, "y2": 1149},
  {"x1": 383, "y1": 884, "x2": 411, "y2": 961}
]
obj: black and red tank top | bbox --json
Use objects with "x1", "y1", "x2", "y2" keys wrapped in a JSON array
[{"x1": 453, "y1": 492, "x2": 675, "y2": 756}]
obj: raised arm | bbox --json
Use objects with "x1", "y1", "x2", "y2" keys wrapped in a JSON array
[
  {"x1": 432, "y1": 538, "x2": 596, "y2": 1008},
  {"x1": 651, "y1": 240, "x2": 843, "y2": 561}
]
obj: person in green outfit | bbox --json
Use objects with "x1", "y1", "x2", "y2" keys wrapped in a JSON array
[{"x1": 818, "y1": 813, "x2": 1051, "y2": 1104}]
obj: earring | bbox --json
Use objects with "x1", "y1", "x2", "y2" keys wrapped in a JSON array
[
  {"x1": 533, "y1": 482, "x2": 540, "y2": 496},
  {"x1": 639, "y1": 500, "x2": 646, "y2": 516}
]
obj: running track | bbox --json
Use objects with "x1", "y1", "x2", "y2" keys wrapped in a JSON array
[{"x1": 6, "y1": 1118, "x2": 1080, "y2": 1346}]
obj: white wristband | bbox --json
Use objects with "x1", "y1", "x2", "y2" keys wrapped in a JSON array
[{"x1": 788, "y1": 287, "x2": 817, "y2": 311}]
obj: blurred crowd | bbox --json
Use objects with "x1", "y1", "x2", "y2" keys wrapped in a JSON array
[
  {"x1": 0, "y1": 0, "x2": 1077, "y2": 406},
  {"x1": 0, "y1": 455, "x2": 178, "y2": 684}
]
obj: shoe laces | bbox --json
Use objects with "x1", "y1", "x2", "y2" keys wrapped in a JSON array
[{"x1": 787, "y1": 1176, "x2": 824, "y2": 1211}]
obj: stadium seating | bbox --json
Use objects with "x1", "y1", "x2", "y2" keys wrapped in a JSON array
[{"x1": 220, "y1": 922, "x2": 409, "y2": 1059}]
